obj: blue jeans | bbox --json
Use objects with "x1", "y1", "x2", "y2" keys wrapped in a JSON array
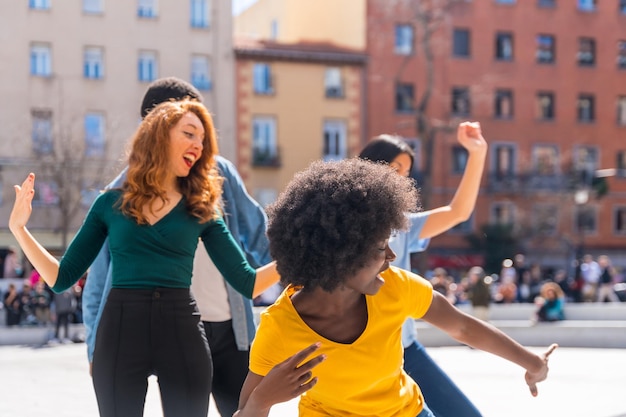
[
  {"x1": 416, "y1": 402, "x2": 435, "y2": 417},
  {"x1": 404, "y1": 341, "x2": 482, "y2": 417}
]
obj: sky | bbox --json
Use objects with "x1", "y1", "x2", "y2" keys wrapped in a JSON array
[{"x1": 232, "y1": 0, "x2": 258, "y2": 15}]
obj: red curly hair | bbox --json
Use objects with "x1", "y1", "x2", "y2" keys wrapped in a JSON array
[{"x1": 120, "y1": 100, "x2": 222, "y2": 224}]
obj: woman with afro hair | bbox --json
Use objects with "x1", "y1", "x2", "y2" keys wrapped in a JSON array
[{"x1": 234, "y1": 158, "x2": 557, "y2": 417}]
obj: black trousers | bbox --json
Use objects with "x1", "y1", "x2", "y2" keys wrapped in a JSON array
[
  {"x1": 92, "y1": 288, "x2": 212, "y2": 417},
  {"x1": 203, "y1": 320, "x2": 250, "y2": 416}
]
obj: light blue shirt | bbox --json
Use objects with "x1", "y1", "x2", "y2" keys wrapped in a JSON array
[
  {"x1": 82, "y1": 156, "x2": 271, "y2": 361},
  {"x1": 388, "y1": 212, "x2": 431, "y2": 348}
]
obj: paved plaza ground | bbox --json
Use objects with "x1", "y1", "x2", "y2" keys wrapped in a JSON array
[{"x1": 0, "y1": 343, "x2": 624, "y2": 417}]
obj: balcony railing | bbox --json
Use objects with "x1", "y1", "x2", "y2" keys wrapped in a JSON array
[
  {"x1": 487, "y1": 170, "x2": 598, "y2": 194},
  {"x1": 252, "y1": 147, "x2": 281, "y2": 168}
]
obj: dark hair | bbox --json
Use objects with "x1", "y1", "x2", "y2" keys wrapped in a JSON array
[
  {"x1": 266, "y1": 158, "x2": 419, "y2": 292},
  {"x1": 358, "y1": 134, "x2": 415, "y2": 169},
  {"x1": 140, "y1": 77, "x2": 203, "y2": 119}
]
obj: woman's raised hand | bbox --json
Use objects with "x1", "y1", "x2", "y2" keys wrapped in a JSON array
[{"x1": 9, "y1": 173, "x2": 36, "y2": 233}]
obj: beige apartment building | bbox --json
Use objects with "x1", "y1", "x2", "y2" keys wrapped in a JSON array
[
  {"x1": 234, "y1": 0, "x2": 367, "y2": 204},
  {"x1": 0, "y1": 0, "x2": 235, "y2": 265}
]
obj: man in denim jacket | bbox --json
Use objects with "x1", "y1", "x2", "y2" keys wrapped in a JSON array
[{"x1": 83, "y1": 77, "x2": 272, "y2": 417}]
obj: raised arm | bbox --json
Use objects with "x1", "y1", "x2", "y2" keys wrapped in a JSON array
[
  {"x1": 253, "y1": 261, "x2": 279, "y2": 298},
  {"x1": 9, "y1": 174, "x2": 60, "y2": 286},
  {"x1": 422, "y1": 291, "x2": 558, "y2": 396},
  {"x1": 419, "y1": 121, "x2": 488, "y2": 239}
]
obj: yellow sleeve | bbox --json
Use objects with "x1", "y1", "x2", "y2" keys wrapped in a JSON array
[
  {"x1": 385, "y1": 266, "x2": 433, "y2": 319},
  {"x1": 249, "y1": 309, "x2": 286, "y2": 376}
]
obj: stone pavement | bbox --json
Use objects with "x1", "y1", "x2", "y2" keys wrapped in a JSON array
[{"x1": 0, "y1": 343, "x2": 624, "y2": 417}]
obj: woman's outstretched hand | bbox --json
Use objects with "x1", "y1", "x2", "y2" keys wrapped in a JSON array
[
  {"x1": 525, "y1": 343, "x2": 558, "y2": 397},
  {"x1": 9, "y1": 173, "x2": 36, "y2": 233},
  {"x1": 248, "y1": 343, "x2": 325, "y2": 410}
]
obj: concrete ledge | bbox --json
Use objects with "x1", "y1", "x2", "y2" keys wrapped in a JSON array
[
  {"x1": 414, "y1": 320, "x2": 626, "y2": 349},
  {"x1": 0, "y1": 324, "x2": 84, "y2": 346}
]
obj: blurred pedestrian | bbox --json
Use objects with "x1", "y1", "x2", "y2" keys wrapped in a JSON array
[
  {"x1": 596, "y1": 255, "x2": 620, "y2": 303},
  {"x1": 467, "y1": 266, "x2": 491, "y2": 322},
  {"x1": 535, "y1": 282, "x2": 565, "y2": 322}
]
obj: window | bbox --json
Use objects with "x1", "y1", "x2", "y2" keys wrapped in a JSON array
[
  {"x1": 270, "y1": 19, "x2": 279, "y2": 40},
  {"x1": 621, "y1": 0, "x2": 626, "y2": 14},
  {"x1": 33, "y1": 181, "x2": 59, "y2": 207},
  {"x1": 536, "y1": 34, "x2": 555, "y2": 64},
  {"x1": 578, "y1": 0, "x2": 596, "y2": 11},
  {"x1": 577, "y1": 38, "x2": 595, "y2": 66},
  {"x1": 395, "y1": 24, "x2": 414, "y2": 55},
  {"x1": 83, "y1": 0, "x2": 103, "y2": 14},
  {"x1": 252, "y1": 116, "x2": 278, "y2": 166},
  {"x1": 29, "y1": 0, "x2": 50, "y2": 10},
  {"x1": 532, "y1": 144, "x2": 559, "y2": 175},
  {"x1": 323, "y1": 120, "x2": 347, "y2": 162},
  {"x1": 537, "y1": 92, "x2": 556, "y2": 120},
  {"x1": 325, "y1": 67, "x2": 343, "y2": 98},
  {"x1": 190, "y1": 0, "x2": 210, "y2": 28},
  {"x1": 495, "y1": 89, "x2": 513, "y2": 118},
  {"x1": 614, "y1": 207, "x2": 626, "y2": 234},
  {"x1": 138, "y1": 0, "x2": 158, "y2": 18},
  {"x1": 617, "y1": 96, "x2": 626, "y2": 125},
  {"x1": 452, "y1": 146, "x2": 468, "y2": 174},
  {"x1": 617, "y1": 41, "x2": 626, "y2": 69},
  {"x1": 31, "y1": 109, "x2": 53, "y2": 155},
  {"x1": 253, "y1": 63, "x2": 273, "y2": 95},
  {"x1": 538, "y1": 0, "x2": 555, "y2": 7},
  {"x1": 496, "y1": 0, "x2": 516, "y2": 3},
  {"x1": 491, "y1": 202, "x2": 515, "y2": 225},
  {"x1": 575, "y1": 206, "x2": 596, "y2": 234},
  {"x1": 577, "y1": 94, "x2": 595, "y2": 122},
  {"x1": 30, "y1": 43, "x2": 51, "y2": 77},
  {"x1": 451, "y1": 87, "x2": 470, "y2": 116},
  {"x1": 618, "y1": 151, "x2": 626, "y2": 177},
  {"x1": 492, "y1": 143, "x2": 516, "y2": 177},
  {"x1": 84, "y1": 112, "x2": 105, "y2": 157},
  {"x1": 495, "y1": 32, "x2": 514, "y2": 61},
  {"x1": 573, "y1": 146, "x2": 599, "y2": 186},
  {"x1": 191, "y1": 55, "x2": 211, "y2": 90},
  {"x1": 536, "y1": 92, "x2": 555, "y2": 120},
  {"x1": 395, "y1": 83, "x2": 414, "y2": 112},
  {"x1": 138, "y1": 50, "x2": 158, "y2": 82},
  {"x1": 533, "y1": 204, "x2": 558, "y2": 235},
  {"x1": 453, "y1": 28, "x2": 470, "y2": 57},
  {"x1": 84, "y1": 46, "x2": 104, "y2": 79}
]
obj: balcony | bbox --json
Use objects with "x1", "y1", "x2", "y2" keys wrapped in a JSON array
[
  {"x1": 252, "y1": 147, "x2": 281, "y2": 168},
  {"x1": 487, "y1": 170, "x2": 596, "y2": 194}
]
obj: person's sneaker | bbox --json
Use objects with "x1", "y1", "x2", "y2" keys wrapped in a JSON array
[
  {"x1": 48, "y1": 338, "x2": 60, "y2": 345},
  {"x1": 61, "y1": 338, "x2": 73, "y2": 344}
]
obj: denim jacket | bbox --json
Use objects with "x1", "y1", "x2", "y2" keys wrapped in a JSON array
[{"x1": 82, "y1": 156, "x2": 271, "y2": 361}]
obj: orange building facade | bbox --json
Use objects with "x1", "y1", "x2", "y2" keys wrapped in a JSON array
[{"x1": 234, "y1": 39, "x2": 367, "y2": 206}]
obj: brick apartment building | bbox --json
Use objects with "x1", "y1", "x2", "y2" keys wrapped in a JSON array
[{"x1": 367, "y1": 0, "x2": 626, "y2": 273}]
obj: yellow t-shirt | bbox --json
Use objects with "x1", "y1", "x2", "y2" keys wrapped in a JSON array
[{"x1": 250, "y1": 266, "x2": 434, "y2": 417}]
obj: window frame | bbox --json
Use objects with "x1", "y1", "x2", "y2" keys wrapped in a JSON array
[
  {"x1": 138, "y1": 50, "x2": 158, "y2": 82},
  {"x1": 536, "y1": 91, "x2": 555, "y2": 120},
  {"x1": 577, "y1": 93, "x2": 595, "y2": 123},
  {"x1": 84, "y1": 46, "x2": 104, "y2": 79},
  {"x1": 452, "y1": 28, "x2": 471, "y2": 58},
  {"x1": 394, "y1": 24, "x2": 414, "y2": 55},
  {"x1": 451, "y1": 87, "x2": 471, "y2": 116},
  {"x1": 30, "y1": 43, "x2": 52, "y2": 77},
  {"x1": 190, "y1": 0, "x2": 210, "y2": 28},
  {"x1": 322, "y1": 119, "x2": 348, "y2": 162},
  {"x1": 84, "y1": 112, "x2": 106, "y2": 157},
  {"x1": 253, "y1": 63, "x2": 274, "y2": 95},
  {"x1": 536, "y1": 34, "x2": 555, "y2": 64},
  {"x1": 495, "y1": 32, "x2": 514, "y2": 61},
  {"x1": 191, "y1": 54, "x2": 212, "y2": 91},
  {"x1": 395, "y1": 82, "x2": 415, "y2": 113}
]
